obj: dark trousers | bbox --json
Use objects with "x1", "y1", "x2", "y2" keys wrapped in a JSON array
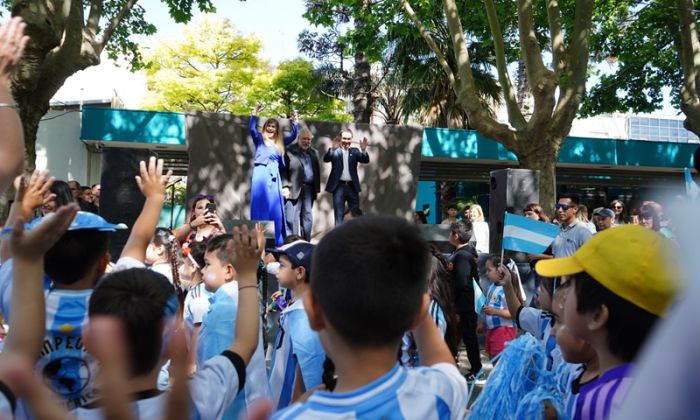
[
  {"x1": 457, "y1": 311, "x2": 482, "y2": 375},
  {"x1": 332, "y1": 182, "x2": 359, "y2": 226},
  {"x1": 284, "y1": 185, "x2": 315, "y2": 241}
]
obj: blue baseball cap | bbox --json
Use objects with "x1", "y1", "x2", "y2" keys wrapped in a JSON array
[
  {"x1": 2, "y1": 211, "x2": 127, "y2": 236},
  {"x1": 593, "y1": 208, "x2": 615, "y2": 218},
  {"x1": 267, "y1": 240, "x2": 314, "y2": 271}
]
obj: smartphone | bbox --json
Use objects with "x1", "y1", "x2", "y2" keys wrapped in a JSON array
[{"x1": 206, "y1": 203, "x2": 217, "y2": 213}]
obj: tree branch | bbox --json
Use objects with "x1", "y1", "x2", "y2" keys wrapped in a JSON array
[
  {"x1": 98, "y1": 0, "x2": 140, "y2": 53},
  {"x1": 400, "y1": 0, "x2": 458, "y2": 92},
  {"x1": 676, "y1": 0, "x2": 700, "y2": 134},
  {"x1": 442, "y1": 0, "x2": 518, "y2": 149},
  {"x1": 517, "y1": 0, "x2": 548, "y2": 79},
  {"x1": 546, "y1": 0, "x2": 566, "y2": 75},
  {"x1": 552, "y1": 0, "x2": 594, "y2": 136},
  {"x1": 86, "y1": 0, "x2": 102, "y2": 35},
  {"x1": 483, "y1": 0, "x2": 527, "y2": 130}
]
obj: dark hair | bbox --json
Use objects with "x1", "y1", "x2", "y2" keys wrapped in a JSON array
[
  {"x1": 284, "y1": 234, "x2": 303, "y2": 244},
  {"x1": 339, "y1": 127, "x2": 354, "y2": 137},
  {"x1": 610, "y1": 199, "x2": 626, "y2": 224},
  {"x1": 205, "y1": 233, "x2": 234, "y2": 265},
  {"x1": 343, "y1": 207, "x2": 363, "y2": 218},
  {"x1": 523, "y1": 203, "x2": 549, "y2": 222},
  {"x1": 187, "y1": 241, "x2": 207, "y2": 269},
  {"x1": 50, "y1": 180, "x2": 76, "y2": 207},
  {"x1": 558, "y1": 193, "x2": 580, "y2": 206},
  {"x1": 447, "y1": 203, "x2": 458, "y2": 211},
  {"x1": 428, "y1": 245, "x2": 459, "y2": 357},
  {"x1": 639, "y1": 202, "x2": 662, "y2": 231},
  {"x1": 311, "y1": 216, "x2": 430, "y2": 347},
  {"x1": 573, "y1": 271, "x2": 659, "y2": 362},
  {"x1": 450, "y1": 220, "x2": 473, "y2": 244},
  {"x1": 414, "y1": 211, "x2": 427, "y2": 224},
  {"x1": 90, "y1": 268, "x2": 177, "y2": 376},
  {"x1": 152, "y1": 228, "x2": 182, "y2": 289},
  {"x1": 44, "y1": 230, "x2": 110, "y2": 285},
  {"x1": 189, "y1": 194, "x2": 214, "y2": 221}
]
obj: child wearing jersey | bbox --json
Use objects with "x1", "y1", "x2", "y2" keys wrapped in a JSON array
[
  {"x1": 267, "y1": 240, "x2": 325, "y2": 409},
  {"x1": 72, "y1": 225, "x2": 263, "y2": 419},
  {"x1": 478, "y1": 256, "x2": 517, "y2": 359},
  {"x1": 0, "y1": 157, "x2": 170, "y2": 411},
  {"x1": 550, "y1": 281, "x2": 600, "y2": 419},
  {"x1": 536, "y1": 225, "x2": 679, "y2": 420},
  {"x1": 273, "y1": 216, "x2": 467, "y2": 419},
  {"x1": 197, "y1": 233, "x2": 270, "y2": 418}
]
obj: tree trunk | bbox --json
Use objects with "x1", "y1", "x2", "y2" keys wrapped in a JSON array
[
  {"x1": 516, "y1": 138, "x2": 562, "y2": 215},
  {"x1": 675, "y1": 0, "x2": 700, "y2": 137},
  {"x1": 352, "y1": 51, "x2": 372, "y2": 123},
  {"x1": 516, "y1": 59, "x2": 532, "y2": 115}
]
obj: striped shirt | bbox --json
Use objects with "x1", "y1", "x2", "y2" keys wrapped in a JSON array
[
  {"x1": 0, "y1": 260, "x2": 98, "y2": 410},
  {"x1": 272, "y1": 362, "x2": 468, "y2": 420},
  {"x1": 575, "y1": 364, "x2": 633, "y2": 420},
  {"x1": 268, "y1": 298, "x2": 325, "y2": 409},
  {"x1": 401, "y1": 299, "x2": 448, "y2": 367},
  {"x1": 482, "y1": 284, "x2": 516, "y2": 330},
  {"x1": 184, "y1": 282, "x2": 213, "y2": 325}
]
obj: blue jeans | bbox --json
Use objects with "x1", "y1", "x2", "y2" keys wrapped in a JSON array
[{"x1": 332, "y1": 182, "x2": 359, "y2": 226}]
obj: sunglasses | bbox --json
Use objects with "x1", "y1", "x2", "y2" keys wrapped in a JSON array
[
  {"x1": 192, "y1": 194, "x2": 214, "y2": 202},
  {"x1": 555, "y1": 203, "x2": 572, "y2": 211},
  {"x1": 613, "y1": 205, "x2": 623, "y2": 209}
]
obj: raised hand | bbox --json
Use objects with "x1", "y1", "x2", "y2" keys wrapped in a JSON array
[
  {"x1": 230, "y1": 224, "x2": 262, "y2": 287},
  {"x1": 332, "y1": 136, "x2": 341, "y2": 150},
  {"x1": 253, "y1": 102, "x2": 262, "y2": 115},
  {"x1": 9, "y1": 203, "x2": 78, "y2": 260},
  {"x1": 360, "y1": 136, "x2": 369, "y2": 151},
  {"x1": 18, "y1": 170, "x2": 55, "y2": 215},
  {"x1": 135, "y1": 157, "x2": 172, "y2": 199},
  {"x1": 290, "y1": 109, "x2": 298, "y2": 122},
  {"x1": 0, "y1": 17, "x2": 29, "y2": 82}
]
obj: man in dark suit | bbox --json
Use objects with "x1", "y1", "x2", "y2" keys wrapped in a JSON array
[
  {"x1": 323, "y1": 128, "x2": 370, "y2": 226},
  {"x1": 283, "y1": 128, "x2": 321, "y2": 241}
]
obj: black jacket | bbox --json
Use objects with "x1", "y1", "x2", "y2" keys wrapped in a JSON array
[
  {"x1": 449, "y1": 245, "x2": 478, "y2": 315},
  {"x1": 283, "y1": 144, "x2": 321, "y2": 201}
]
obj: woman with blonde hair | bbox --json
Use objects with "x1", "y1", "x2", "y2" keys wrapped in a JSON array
[
  {"x1": 468, "y1": 204, "x2": 490, "y2": 254},
  {"x1": 249, "y1": 103, "x2": 298, "y2": 245}
]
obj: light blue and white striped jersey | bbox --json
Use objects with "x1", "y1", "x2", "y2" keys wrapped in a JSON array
[
  {"x1": 401, "y1": 299, "x2": 447, "y2": 368},
  {"x1": 0, "y1": 260, "x2": 98, "y2": 410},
  {"x1": 197, "y1": 281, "x2": 270, "y2": 419},
  {"x1": 516, "y1": 306, "x2": 560, "y2": 371},
  {"x1": 184, "y1": 282, "x2": 213, "y2": 325},
  {"x1": 575, "y1": 364, "x2": 633, "y2": 420},
  {"x1": 268, "y1": 297, "x2": 325, "y2": 409},
  {"x1": 272, "y1": 362, "x2": 468, "y2": 420},
  {"x1": 482, "y1": 283, "x2": 516, "y2": 330}
]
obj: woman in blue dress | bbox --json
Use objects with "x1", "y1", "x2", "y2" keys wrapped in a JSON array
[{"x1": 249, "y1": 104, "x2": 298, "y2": 245}]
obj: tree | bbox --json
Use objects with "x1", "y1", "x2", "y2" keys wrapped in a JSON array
[
  {"x1": 581, "y1": 0, "x2": 700, "y2": 139},
  {"x1": 401, "y1": 0, "x2": 594, "y2": 210},
  {"x1": 8, "y1": 0, "x2": 217, "y2": 171},
  {"x1": 267, "y1": 58, "x2": 350, "y2": 122},
  {"x1": 141, "y1": 16, "x2": 266, "y2": 114}
]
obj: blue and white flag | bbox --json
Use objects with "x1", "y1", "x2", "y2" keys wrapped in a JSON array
[
  {"x1": 502, "y1": 212, "x2": 559, "y2": 254},
  {"x1": 685, "y1": 168, "x2": 700, "y2": 202}
]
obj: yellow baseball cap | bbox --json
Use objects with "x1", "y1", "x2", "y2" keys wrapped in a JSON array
[{"x1": 535, "y1": 225, "x2": 679, "y2": 316}]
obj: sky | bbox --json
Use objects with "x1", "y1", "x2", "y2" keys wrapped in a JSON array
[{"x1": 52, "y1": 0, "x2": 309, "y2": 107}]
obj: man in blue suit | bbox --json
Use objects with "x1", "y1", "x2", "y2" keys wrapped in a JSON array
[{"x1": 323, "y1": 128, "x2": 370, "y2": 226}]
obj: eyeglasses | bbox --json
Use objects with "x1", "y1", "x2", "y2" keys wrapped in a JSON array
[{"x1": 555, "y1": 203, "x2": 572, "y2": 211}]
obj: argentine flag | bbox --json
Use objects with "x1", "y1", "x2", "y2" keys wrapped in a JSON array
[
  {"x1": 502, "y1": 212, "x2": 559, "y2": 254},
  {"x1": 685, "y1": 168, "x2": 700, "y2": 202}
]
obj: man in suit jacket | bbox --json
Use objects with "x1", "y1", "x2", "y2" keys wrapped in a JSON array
[
  {"x1": 323, "y1": 128, "x2": 370, "y2": 226},
  {"x1": 283, "y1": 128, "x2": 321, "y2": 241}
]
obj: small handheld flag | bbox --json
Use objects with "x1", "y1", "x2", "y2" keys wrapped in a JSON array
[{"x1": 502, "y1": 212, "x2": 559, "y2": 254}]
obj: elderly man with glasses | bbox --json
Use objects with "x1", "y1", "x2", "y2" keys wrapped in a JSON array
[{"x1": 551, "y1": 193, "x2": 592, "y2": 257}]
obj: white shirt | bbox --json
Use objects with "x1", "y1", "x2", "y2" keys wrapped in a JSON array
[{"x1": 340, "y1": 148, "x2": 352, "y2": 181}]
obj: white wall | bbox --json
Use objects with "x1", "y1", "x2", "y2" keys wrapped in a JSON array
[{"x1": 35, "y1": 110, "x2": 94, "y2": 185}]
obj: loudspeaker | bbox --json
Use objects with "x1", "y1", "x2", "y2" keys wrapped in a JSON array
[
  {"x1": 100, "y1": 147, "x2": 155, "y2": 261},
  {"x1": 488, "y1": 168, "x2": 540, "y2": 253}
]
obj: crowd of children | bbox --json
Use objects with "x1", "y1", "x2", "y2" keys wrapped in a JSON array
[{"x1": 0, "y1": 16, "x2": 692, "y2": 420}]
